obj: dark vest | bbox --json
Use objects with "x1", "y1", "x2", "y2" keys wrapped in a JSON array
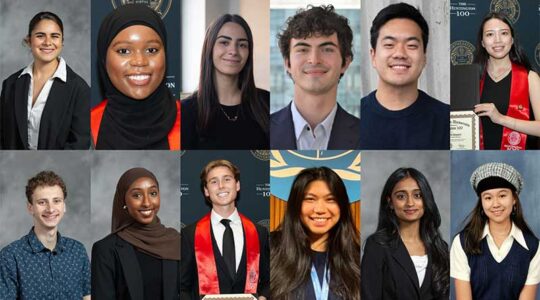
[{"x1": 460, "y1": 232, "x2": 539, "y2": 300}]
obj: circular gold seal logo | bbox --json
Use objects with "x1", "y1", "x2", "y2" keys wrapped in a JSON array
[
  {"x1": 535, "y1": 43, "x2": 540, "y2": 69},
  {"x1": 111, "y1": 0, "x2": 172, "y2": 18},
  {"x1": 490, "y1": 0, "x2": 520, "y2": 23},
  {"x1": 251, "y1": 150, "x2": 270, "y2": 161},
  {"x1": 451, "y1": 40, "x2": 475, "y2": 65}
]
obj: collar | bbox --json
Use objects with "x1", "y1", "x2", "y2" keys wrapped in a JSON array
[
  {"x1": 290, "y1": 101, "x2": 338, "y2": 140},
  {"x1": 210, "y1": 208, "x2": 241, "y2": 226},
  {"x1": 26, "y1": 227, "x2": 66, "y2": 254},
  {"x1": 482, "y1": 222, "x2": 529, "y2": 250},
  {"x1": 19, "y1": 57, "x2": 67, "y2": 83}
]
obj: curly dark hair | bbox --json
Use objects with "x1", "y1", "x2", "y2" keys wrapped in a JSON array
[
  {"x1": 26, "y1": 171, "x2": 67, "y2": 203},
  {"x1": 278, "y1": 5, "x2": 353, "y2": 67}
]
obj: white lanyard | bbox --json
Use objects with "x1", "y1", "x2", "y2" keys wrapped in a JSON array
[{"x1": 310, "y1": 262, "x2": 330, "y2": 300}]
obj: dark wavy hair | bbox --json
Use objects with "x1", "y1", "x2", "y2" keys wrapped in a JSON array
[
  {"x1": 26, "y1": 170, "x2": 67, "y2": 204},
  {"x1": 370, "y1": 3, "x2": 429, "y2": 52},
  {"x1": 271, "y1": 167, "x2": 360, "y2": 300},
  {"x1": 195, "y1": 14, "x2": 268, "y2": 137},
  {"x1": 460, "y1": 191, "x2": 534, "y2": 255},
  {"x1": 473, "y1": 12, "x2": 534, "y2": 73},
  {"x1": 278, "y1": 5, "x2": 353, "y2": 67},
  {"x1": 372, "y1": 168, "x2": 449, "y2": 297}
]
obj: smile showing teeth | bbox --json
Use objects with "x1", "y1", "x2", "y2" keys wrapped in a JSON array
[
  {"x1": 127, "y1": 74, "x2": 151, "y2": 85},
  {"x1": 311, "y1": 217, "x2": 329, "y2": 225},
  {"x1": 139, "y1": 209, "x2": 153, "y2": 216},
  {"x1": 391, "y1": 65, "x2": 409, "y2": 70},
  {"x1": 217, "y1": 192, "x2": 229, "y2": 197}
]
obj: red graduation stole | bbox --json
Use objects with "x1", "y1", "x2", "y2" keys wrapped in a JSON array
[
  {"x1": 479, "y1": 63, "x2": 530, "y2": 150},
  {"x1": 194, "y1": 213, "x2": 260, "y2": 295}
]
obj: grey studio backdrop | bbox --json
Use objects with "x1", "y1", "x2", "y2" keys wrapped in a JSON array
[
  {"x1": 90, "y1": 151, "x2": 180, "y2": 257},
  {"x1": 360, "y1": 151, "x2": 451, "y2": 251},
  {"x1": 180, "y1": 150, "x2": 270, "y2": 229},
  {"x1": 0, "y1": 0, "x2": 91, "y2": 85},
  {"x1": 451, "y1": 151, "x2": 540, "y2": 300},
  {"x1": 0, "y1": 151, "x2": 92, "y2": 254},
  {"x1": 360, "y1": 0, "x2": 450, "y2": 104}
]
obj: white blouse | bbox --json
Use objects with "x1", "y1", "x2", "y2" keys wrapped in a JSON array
[{"x1": 411, "y1": 255, "x2": 428, "y2": 286}]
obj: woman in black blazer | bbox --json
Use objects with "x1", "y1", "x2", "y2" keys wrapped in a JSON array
[
  {"x1": 361, "y1": 168, "x2": 449, "y2": 300},
  {"x1": 91, "y1": 168, "x2": 180, "y2": 300},
  {"x1": 0, "y1": 11, "x2": 89, "y2": 149}
]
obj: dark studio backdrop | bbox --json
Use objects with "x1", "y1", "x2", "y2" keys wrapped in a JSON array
[
  {"x1": 180, "y1": 150, "x2": 270, "y2": 229},
  {"x1": 90, "y1": 0, "x2": 181, "y2": 107}
]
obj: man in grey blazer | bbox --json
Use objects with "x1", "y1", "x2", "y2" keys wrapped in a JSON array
[{"x1": 270, "y1": 5, "x2": 360, "y2": 150}]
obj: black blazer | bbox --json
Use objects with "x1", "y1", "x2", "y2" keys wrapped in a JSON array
[
  {"x1": 180, "y1": 219, "x2": 270, "y2": 299},
  {"x1": 0, "y1": 65, "x2": 90, "y2": 149},
  {"x1": 91, "y1": 234, "x2": 180, "y2": 300},
  {"x1": 361, "y1": 235, "x2": 448, "y2": 300},
  {"x1": 270, "y1": 102, "x2": 360, "y2": 149}
]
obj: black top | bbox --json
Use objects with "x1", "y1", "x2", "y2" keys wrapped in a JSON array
[
  {"x1": 480, "y1": 72, "x2": 538, "y2": 149},
  {"x1": 304, "y1": 250, "x2": 341, "y2": 300},
  {"x1": 135, "y1": 249, "x2": 163, "y2": 300},
  {"x1": 359, "y1": 90, "x2": 450, "y2": 150},
  {"x1": 181, "y1": 89, "x2": 269, "y2": 149}
]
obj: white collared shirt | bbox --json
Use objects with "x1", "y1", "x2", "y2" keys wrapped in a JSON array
[
  {"x1": 411, "y1": 255, "x2": 428, "y2": 287},
  {"x1": 210, "y1": 208, "x2": 244, "y2": 271},
  {"x1": 290, "y1": 101, "x2": 337, "y2": 150},
  {"x1": 19, "y1": 57, "x2": 67, "y2": 150},
  {"x1": 450, "y1": 222, "x2": 540, "y2": 285}
]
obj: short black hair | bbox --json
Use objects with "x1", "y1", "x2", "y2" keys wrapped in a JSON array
[
  {"x1": 370, "y1": 2, "x2": 429, "y2": 52},
  {"x1": 278, "y1": 5, "x2": 353, "y2": 66}
]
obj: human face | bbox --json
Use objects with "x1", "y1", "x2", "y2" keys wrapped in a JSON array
[
  {"x1": 370, "y1": 18, "x2": 426, "y2": 90},
  {"x1": 212, "y1": 22, "x2": 249, "y2": 78},
  {"x1": 27, "y1": 19, "x2": 63, "y2": 65},
  {"x1": 106, "y1": 25, "x2": 165, "y2": 100},
  {"x1": 286, "y1": 33, "x2": 350, "y2": 96},
  {"x1": 27, "y1": 185, "x2": 65, "y2": 231},
  {"x1": 300, "y1": 180, "x2": 341, "y2": 241},
  {"x1": 389, "y1": 177, "x2": 424, "y2": 224},
  {"x1": 480, "y1": 188, "x2": 515, "y2": 224},
  {"x1": 204, "y1": 166, "x2": 240, "y2": 209},
  {"x1": 481, "y1": 18, "x2": 513, "y2": 60},
  {"x1": 125, "y1": 177, "x2": 160, "y2": 225}
]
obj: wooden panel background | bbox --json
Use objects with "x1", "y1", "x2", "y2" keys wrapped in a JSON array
[{"x1": 270, "y1": 195, "x2": 360, "y2": 232}]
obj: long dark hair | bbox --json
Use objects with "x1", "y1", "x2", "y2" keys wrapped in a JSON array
[
  {"x1": 270, "y1": 167, "x2": 360, "y2": 300},
  {"x1": 372, "y1": 168, "x2": 449, "y2": 297},
  {"x1": 460, "y1": 191, "x2": 534, "y2": 255},
  {"x1": 195, "y1": 14, "x2": 268, "y2": 137},
  {"x1": 473, "y1": 12, "x2": 534, "y2": 73}
]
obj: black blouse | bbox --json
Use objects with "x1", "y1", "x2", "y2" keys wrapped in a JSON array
[{"x1": 135, "y1": 248, "x2": 163, "y2": 300}]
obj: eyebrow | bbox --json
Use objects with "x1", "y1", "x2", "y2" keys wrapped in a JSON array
[
  {"x1": 217, "y1": 35, "x2": 248, "y2": 42},
  {"x1": 110, "y1": 39, "x2": 163, "y2": 48},
  {"x1": 293, "y1": 41, "x2": 339, "y2": 48},
  {"x1": 381, "y1": 36, "x2": 421, "y2": 43},
  {"x1": 34, "y1": 31, "x2": 62, "y2": 36},
  {"x1": 394, "y1": 188, "x2": 421, "y2": 193}
]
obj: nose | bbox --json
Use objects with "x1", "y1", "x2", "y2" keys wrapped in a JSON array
[
  {"x1": 392, "y1": 43, "x2": 407, "y2": 59},
  {"x1": 227, "y1": 43, "x2": 239, "y2": 56},
  {"x1": 313, "y1": 200, "x2": 326, "y2": 213},
  {"x1": 405, "y1": 195, "x2": 415, "y2": 206},
  {"x1": 218, "y1": 179, "x2": 224, "y2": 189},
  {"x1": 130, "y1": 51, "x2": 148, "y2": 66},
  {"x1": 141, "y1": 193, "x2": 150, "y2": 207},
  {"x1": 307, "y1": 49, "x2": 321, "y2": 65},
  {"x1": 43, "y1": 35, "x2": 52, "y2": 45}
]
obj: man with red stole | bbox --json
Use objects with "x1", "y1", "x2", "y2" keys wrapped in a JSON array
[{"x1": 180, "y1": 159, "x2": 269, "y2": 299}]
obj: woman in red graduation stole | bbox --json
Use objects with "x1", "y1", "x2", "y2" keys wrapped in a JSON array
[
  {"x1": 473, "y1": 12, "x2": 540, "y2": 150},
  {"x1": 270, "y1": 167, "x2": 360, "y2": 300}
]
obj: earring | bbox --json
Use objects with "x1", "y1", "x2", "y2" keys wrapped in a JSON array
[{"x1": 122, "y1": 205, "x2": 127, "y2": 210}]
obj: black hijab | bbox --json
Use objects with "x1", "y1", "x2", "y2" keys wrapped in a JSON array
[{"x1": 96, "y1": 4, "x2": 176, "y2": 149}]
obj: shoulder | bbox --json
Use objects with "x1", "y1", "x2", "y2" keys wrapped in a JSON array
[
  {"x1": 360, "y1": 91, "x2": 377, "y2": 107},
  {"x1": 181, "y1": 93, "x2": 198, "y2": 108},
  {"x1": 256, "y1": 88, "x2": 270, "y2": 102},
  {"x1": 270, "y1": 104, "x2": 291, "y2": 122},
  {"x1": 529, "y1": 70, "x2": 540, "y2": 86},
  {"x1": 0, "y1": 236, "x2": 27, "y2": 257},
  {"x1": 92, "y1": 233, "x2": 122, "y2": 253},
  {"x1": 418, "y1": 90, "x2": 450, "y2": 113},
  {"x1": 2, "y1": 68, "x2": 25, "y2": 86},
  {"x1": 336, "y1": 103, "x2": 360, "y2": 122},
  {"x1": 65, "y1": 65, "x2": 90, "y2": 89},
  {"x1": 61, "y1": 235, "x2": 87, "y2": 253}
]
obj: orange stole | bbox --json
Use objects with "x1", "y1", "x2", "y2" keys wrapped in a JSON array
[{"x1": 194, "y1": 213, "x2": 260, "y2": 295}]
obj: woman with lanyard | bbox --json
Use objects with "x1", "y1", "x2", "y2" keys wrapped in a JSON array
[
  {"x1": 92, "y1": 167, "x2": 181, "y2": 299},
  {"x1": 271, "y1": 167, "x2": 360, "y2": 300},
  {"x1": 451, "y1": 163, "x2": 540, "y2": 299},
  {"x1": 361, "y1": 168, "x2": 449, "y2": 299},
  {"x1": 472, "y1": 12, "x2": 540, "y2": 150},
  {"x1": 0, "y1": 11, "x2": 89, "y2": 149},
  {"x1": 91, "y1": 4, "x2": 180, "y2": 150}
]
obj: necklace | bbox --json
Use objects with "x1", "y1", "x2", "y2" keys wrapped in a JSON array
[
  {"x1": 488, "y1": 65, "x2": 511, "y2": 81},
  {"x1": 220, "y1": 105, "x2": 238, "y2": 122}
]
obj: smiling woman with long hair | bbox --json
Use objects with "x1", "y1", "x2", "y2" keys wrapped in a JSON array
[
  {"x1": 472, "y1": 12, "x2": 540, "y2": 149},
  {"x1": 270, "y1": 167, "x2": 360, "y2": 300},
  {"x1": 361, "y1": 168, "x2": 449, "y2": 299},
  {"x1": 0, "y1": 11, "x2": 89, "y2": 149},
  {"x1": 91, "y1": 4, "x2": 180, "y2": 150},
  {"x1": 450, "y1": 163, "x2": 540, "y2": 300},
  {"x1": 181, "y1": 14, "x2": 269, "y2": 149}
]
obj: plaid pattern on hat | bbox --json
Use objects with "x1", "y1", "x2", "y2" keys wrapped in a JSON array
[{"x1": 470, "y1": 162, "x2": 523, "y2": 195}]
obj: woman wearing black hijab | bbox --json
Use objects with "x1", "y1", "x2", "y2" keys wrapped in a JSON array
[
  {"x1": 91, "y1": 168, "x2": 181, "y2": 299},
  {"x1": 91, "y1": 4, "x2": 180, "y2": 150}
]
